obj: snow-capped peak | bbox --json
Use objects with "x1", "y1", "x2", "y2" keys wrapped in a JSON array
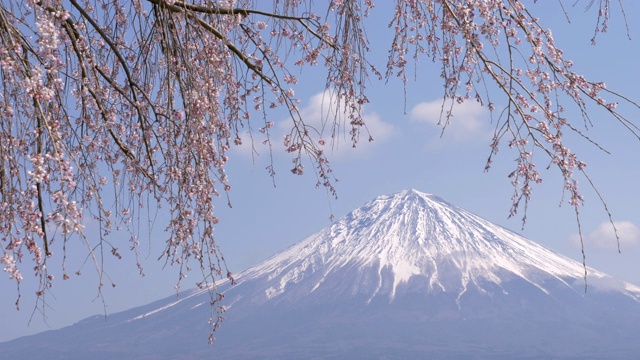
[{"x1": 235, "y1": 189, "x2": 640, "y2": 304}]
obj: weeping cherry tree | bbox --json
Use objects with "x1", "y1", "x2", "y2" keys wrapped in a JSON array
[{"x1": 0, "y1": 0, "x2": 638, "y2": 340}]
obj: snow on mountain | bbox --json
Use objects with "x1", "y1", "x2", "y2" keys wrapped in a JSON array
[
  {"x1": 231, "y1": 189, "x2": 639, "y2": 305},
  {"x1": 2, "y1": 189, "x2": 640, "y2": 359}
]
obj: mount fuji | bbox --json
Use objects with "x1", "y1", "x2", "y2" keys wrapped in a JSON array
[{"x1": 2, "y1": 189, "x2": 640, "y2": 359}]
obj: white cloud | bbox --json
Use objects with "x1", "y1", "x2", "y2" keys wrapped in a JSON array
[
  {"x1": 410, "y1": 98, "x2": 489, "y2": 142},
  {"x1": 570, "y1": 221, "x2": 640, "y2": 250},
  {"x1": 293, "y1": 92, "x2": 394, "y2": 154},
  {"x1": 230, "y1": 91, "x2": 394, "y2": 160}
]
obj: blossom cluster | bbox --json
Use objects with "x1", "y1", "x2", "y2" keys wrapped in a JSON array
[{"x1": 385, "y1": 0, "x2": 629, "y2": 224}]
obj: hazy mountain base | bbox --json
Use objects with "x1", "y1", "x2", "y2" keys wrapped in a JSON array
[
  {"x1": 4, "y1": 274, "x2": 638, "y2": 359},
  {"x1": 209, "y1": 271, "x2": 640, "y2": 360}
]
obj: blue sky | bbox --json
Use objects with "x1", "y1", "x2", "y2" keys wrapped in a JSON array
[{"x1": 2, "y1": 1, "x2": 640, "y2": 342}]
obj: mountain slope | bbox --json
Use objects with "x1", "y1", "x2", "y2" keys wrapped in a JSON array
[
  {"x1": 237, "y1": 190, "x2": 628, "y2": 301},
  {"x1": 2, "y1": 189, "x2": 640, "y2": 359}
]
